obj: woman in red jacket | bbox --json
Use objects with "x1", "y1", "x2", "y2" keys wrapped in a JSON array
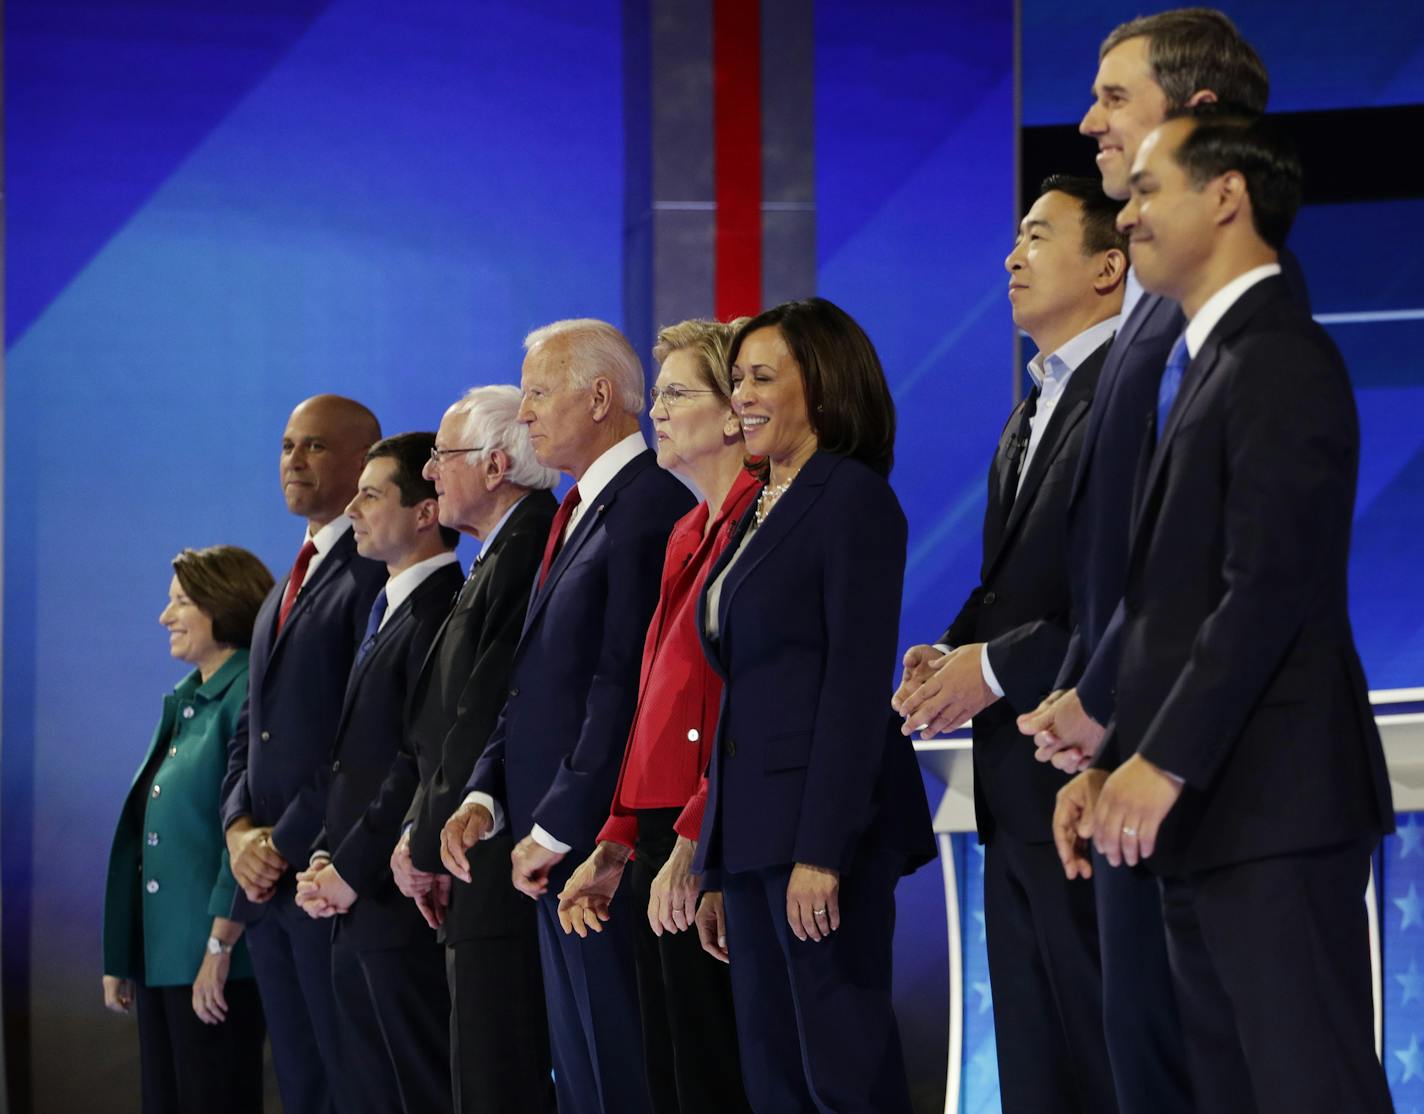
[{"x1": 557, "y1": 318, "x2": 757, "y2": 1114}]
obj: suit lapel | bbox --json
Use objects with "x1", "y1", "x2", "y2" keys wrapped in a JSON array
[{"x1": 270, "y1": 529, "x2": 356, "y2": 660}]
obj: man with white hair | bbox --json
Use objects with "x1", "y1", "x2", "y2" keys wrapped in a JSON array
[
  {"x1": 389, "y1": 386, "x2": 560, "y2": 1114},
  {"x1": 442, "y1": 321, "x2": 694, "y2": 1114}
]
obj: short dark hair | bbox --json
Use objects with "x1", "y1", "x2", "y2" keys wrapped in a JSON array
[
  {"x1": 365, "y1": 432, "x2": 460, "y2": 548},
  {"x1": 728, "y1": 298, "x2": 896, "y2": 479},
  {"x1": 1102, "y1": 8, "x2": 1269, "y2": 114},
  {"x1": 1039, "y1": 174, "x2": 1128, "y2": 255},
  {"x1": 171, "y1": 546, "x2": 275, "y2": 649},
  {"x1": 1171, "y1": 110, "x2": 1302, "y2": 250}
]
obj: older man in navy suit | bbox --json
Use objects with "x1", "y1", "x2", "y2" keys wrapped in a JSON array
[
  {"x1": 441, "y1": 320, "x2": 693, "y2": 1114},
  {"x1": 221, "y1": 394, "x2": 386, "y2": 1114}
]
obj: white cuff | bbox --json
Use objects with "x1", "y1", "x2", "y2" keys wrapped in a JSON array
[
  {"x1": 460, "y1": 792, "x2": 505, "y2": 838},
  {"x1": 531, "y1": 824, "x2": 572, "y2": 855},
  {"x1": 933, "y1": 643, "x2": 952, "y2": 656},
  {"x1": 980, "y1": 644, "x2": 1005, "y2": 699}
]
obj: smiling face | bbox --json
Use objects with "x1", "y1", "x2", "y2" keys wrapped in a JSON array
[
  {"x1": 1080, "y1": 36, "x2": 1170, "y2": 201},
  {"x1": 1117, "y1": 118, "x2": 1211, "y2": 304},
  {"x1": 159, "y1": 575, "x2": 222, "y2": 667},
  {"x1": 345, "y1": 455, "x2": 426, "y2": 569},
  {"x1": 649, "y1": 349, "x2": 738, "y2": 477},
  {"x1": 1004, "y1": 189, "x2": 1109, "y2": 350},
  {"x1": 279, "y1": 397, "x2": 372, "y2": 526},
  {"x1": 730, "y1": 326, "x2": 817, "y2": 468}
]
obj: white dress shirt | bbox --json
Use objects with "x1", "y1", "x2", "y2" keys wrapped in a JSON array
[
  {"x1": 377, "y1": 551, "x2": 461, "y2": 630},
  {"x1": 1184, "y1": 262, "x2": 1282, "y2": 358},
  {"x1": 299, "y1": 515, "x2": 354, "y2": 588}
]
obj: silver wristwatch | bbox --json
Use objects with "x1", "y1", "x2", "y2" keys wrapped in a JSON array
[{"x1": 206, "y1": 936, "x2": 235, "y2": 956}]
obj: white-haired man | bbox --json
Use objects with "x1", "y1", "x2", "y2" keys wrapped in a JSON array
[{"x1": 443, "y1": 321, "x2": 694, "y2": 1114}]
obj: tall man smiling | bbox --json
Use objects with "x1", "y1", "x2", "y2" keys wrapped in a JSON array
[{"x1": 441, "y1": 320, "x2": 693, "y2": 1114}]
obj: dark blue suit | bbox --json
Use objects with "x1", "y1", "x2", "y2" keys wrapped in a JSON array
[
  {"x1": 322, "y1": 558, "x2": 464, "y2": 1114},
  {"x1": 220, "y1": 525, "x2": 385, "y2": 1114},
  {"x1": 694, "y1": 452, "x2": 933, "y2": 1114},
  {"x1": 468, "y1": 448, "x2": 692, "y2": 1114}
]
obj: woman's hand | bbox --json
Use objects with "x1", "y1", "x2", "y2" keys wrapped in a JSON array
[
  {"x1": 695, "y1": 892, "x2": 729, "y2": 963},
  {"x1": 191, "y1": 951, "x2": 230, "y2": 1025},
  {"x1": 648, "y1": 836, "x2": 700, "y2": 937},
  {"x1": 556, "y1": 841, "x2": 631, "y2": 938},
  {"x1": 102, "y1": 975, "x2": 134, "y2": 1015},
  {"x1": 786, "y1": 862, "x2": 840, "y2": 942}
]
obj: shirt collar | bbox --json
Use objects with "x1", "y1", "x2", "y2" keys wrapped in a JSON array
[
  {"x1": 573, "y1": 430, "x2": 647, "y2": 507},
  {"x1": 1122, "y1": 268, "x2": 1147, "y2": 322},
  {"x1": 307, "y1": 514, "x2": 353, "y2": 555},
  {"x1": 383, "y1": 551, "x2": 461, "y2": 618},
  {"x1": 1027, "y1": 314, "x2": 1122, "y2": 388},
  {"x1": 477, "y1": 493, "x2": 529, "y2": 561},
  {"x1": 1185, "y1": 262, "x2": 1282, "y2": 358}
]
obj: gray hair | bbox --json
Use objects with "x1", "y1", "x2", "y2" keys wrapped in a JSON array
[
  {"x1": 524, "y1": 318, "x2": 646, "y2": 416},
  {"x1": 450, "y1": 385, "x2": 560, "y2": 490}
]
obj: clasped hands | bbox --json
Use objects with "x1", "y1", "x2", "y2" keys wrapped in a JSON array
[
  {"x1": 226, "y1": 818, "x2": 288, "y2": 903},
  {"x1": 892, "y1": 644, "x2": 997, "y2": 739},
  {"x1": 294, "y1": 853, "x2": 357, "y2": 918},
  {"x1": 391, "y1": 829, "x2": 452, "y2": 929}
]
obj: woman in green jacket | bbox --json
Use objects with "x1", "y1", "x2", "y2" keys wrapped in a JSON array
[{"x1": 103, "y1": 545, "x2": 274, "y2": 1114}]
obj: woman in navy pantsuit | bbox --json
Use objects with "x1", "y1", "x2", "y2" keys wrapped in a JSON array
[{"x1": 693, "y1": 299, "x2": 935, "y2": 1114}]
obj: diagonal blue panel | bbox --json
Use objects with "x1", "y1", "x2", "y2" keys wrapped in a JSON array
[{"x1": 5, "y1": 0, "x2": 331, "y2": 343}]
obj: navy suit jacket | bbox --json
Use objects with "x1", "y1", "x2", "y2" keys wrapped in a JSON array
[
  {"x1": 321, "y1": 559, "x2": 465, "y2": 951},
  {"x1": 220, "y1": 526, "x2": 386, "y2": 919},
  {"x1": 943, "y1": 339, "x2": 1109, "y2": 844},
  {"x1": 693, "y1": 452, "x2": 934, "y2": 880},
  {"x1": 1108, "y1": 276, "x2": 1392, "y2": 874},
  {"x1": 467, "y1": 450, "x2": 693, "y2": 885}
]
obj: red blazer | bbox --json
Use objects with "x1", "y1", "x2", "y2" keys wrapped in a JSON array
[{"x1": 598, "y1": 469, "x2": 761, "y2": 848}]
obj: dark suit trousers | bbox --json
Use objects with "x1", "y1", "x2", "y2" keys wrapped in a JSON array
[
  {"x1": 722, "y1": 855, "x2": 913, "y2": 1114},
  {"x1": 1160, "y1": 840, "x2": 1393, "y2": 1114},
  {"x1": 331, "y1": 918, "x2": 452, "y2": 1114},
  {"x1": 535, "y1": 875, "x2": 654, "y2": 1114},
  {"x1": 244, "y1": 888, "x2": 345, "y2": 1114},
  {"x1": 632, "y1": 810, "x2": 752, "y2": 1114},
  {"x1": 447, "y1": 922, "x2": 555, "y2": 1114},
  {"x1": 1091, "y1": 851, "x2": 1194, "y2": 1114},
  {"x1": 134, "y1": 977, "x2": 264, "y2": 1114},
  {"x1": 982, "y1": 834, "x2": 1116, "y2": 1114}
]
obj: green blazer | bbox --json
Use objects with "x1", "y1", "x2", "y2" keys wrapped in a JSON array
[{"x1": 103, "y1": 651, "x2": 255, "y2": 986}]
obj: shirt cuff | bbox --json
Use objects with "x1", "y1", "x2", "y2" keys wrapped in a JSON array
[
  {"x1": 461, "y1": 792, "x2": 505, "y2": 839},
  {"x1": 531, "y1": 824, "x2": 572, "y2": 855},
  {"x1": 979, "y1": 643, "x2": 1005, "y2": 699},
  {"x1": 933, "y1": 643, "x2": 952, "y2": 656}
]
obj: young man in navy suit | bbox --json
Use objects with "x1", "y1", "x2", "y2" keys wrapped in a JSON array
[
  {"x1": 1059, "y1": 110, "x2": 1393, "y2": 1114},
  {"x1": 895, "y1": 176, "x2": 1126, "y2": 1114},
  {"x1": 441, "y1": 320, "x2": 693, "y2": 1114},
  {"x1": 220, "y1": 394, "x2": 386, "y2": 1114},
  {"x1": 293, "y1": 431, "x2": 464, "y2": 1114}
]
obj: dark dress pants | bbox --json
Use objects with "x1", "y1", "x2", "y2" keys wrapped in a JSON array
[
  {"x1": 722, "y1": 853, "x2": 913, "y2": 1114},
  {"x1": 447, "y1": 924, "x2": 556, "y2": 1114},
  {"x1": 632, "y1": 809, "x2": 753, "y2": 1114},
  {"x1": 535, "y1": 871, "x2": 655, "y2": 1114},
  {"x1": 244, "y1": 887, "x2": 346, "y2": 1114},
  {"x1": 982, "y1": 833, "x2": 1117, "y2": 1114},
  {"x1": 1160, "y1": 839, "x2": 1394, "y2": 1114},
  {"x1": 1093, "y1": 850, "x2": 1195, "y2": 1114},
  {"x1": 134, "y1": 976, "x2": 264, "y2": 1114},
  {"x1": 331, "y1": 917, "x2": 452, "y2": 1114}
]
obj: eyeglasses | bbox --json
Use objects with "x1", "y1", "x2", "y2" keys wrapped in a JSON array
[
  {"x1": 428, "y1": 446, "x2": 484, "y2": 464},
  {"x1": 649, "y1": 385, "x2": 719, "y2": 408}
]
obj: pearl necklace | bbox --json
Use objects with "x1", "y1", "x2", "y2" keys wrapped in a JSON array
[{"x1": 753, "y1": 470, "x2": 799, "y2": 527}]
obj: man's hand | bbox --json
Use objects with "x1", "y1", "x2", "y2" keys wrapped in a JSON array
[
  {"x1": 440, "y1": 801, "x2": 493, "y2": 883},
  {"x1": 391, "y1": 830, "x2": 435, "y2": 898},
  {"x1": 891, "y1": 644, "x2": 946, "y2": 715},
  {"x1": 1018, "y1": 688, "x2": 1105, "y2": 771},
  {"x1": 1053, "y1": 769, "x2": 1108, "y2": 880},
  {"x1": 414, "y1": 874, "x2": 452, "y2": 930},
  {"x1": 1090, "y1": 754, "x2": 1185, "y2": 868},
  {"x1": 897, "y1": 644, "x2": 997, "y2": 739},
  {"x1": 512, "y1": 835, "x2": 565, "y2": 900},
  {"x1": 102, "y1": 975, "x2": 135, "y2": 1015},
  {"x1": 695, "y1": 892, "x2": 729, "y2": 963},
  {"x1": 786, "y1": 862, "x2": 840, "y2": 943},
  {"x1": 226, "y1": 819, "x2": 287, "y2": 902},
  {"x1": 556, "y1": 841, "x2": 631, "y2": 938},
  {"x1": 294, "y1": 859, "x2": 357, "y2": 919},
  {"x1": 648, "y1": 836, "x2": 701, "y2": 937}
]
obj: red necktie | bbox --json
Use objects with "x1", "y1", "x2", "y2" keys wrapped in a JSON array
[
  {"x1": 277, "y1": 539, "x2": 318, "y2": 632},
  {"x1": 537, "y1": 487, "x2": 582, "y2": 589}
]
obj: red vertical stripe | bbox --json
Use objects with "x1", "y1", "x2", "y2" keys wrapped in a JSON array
[{"x1": 713, "y1": 0, "x2": 762, "y2": 320}]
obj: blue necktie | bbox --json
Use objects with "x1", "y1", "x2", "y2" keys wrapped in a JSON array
[
  {"x1": 1156, "y1": 333, "x2": 1190, "y2": 443},
  {"x1": 357, "y1": 588, "x2": 388, "y2": 664}
]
